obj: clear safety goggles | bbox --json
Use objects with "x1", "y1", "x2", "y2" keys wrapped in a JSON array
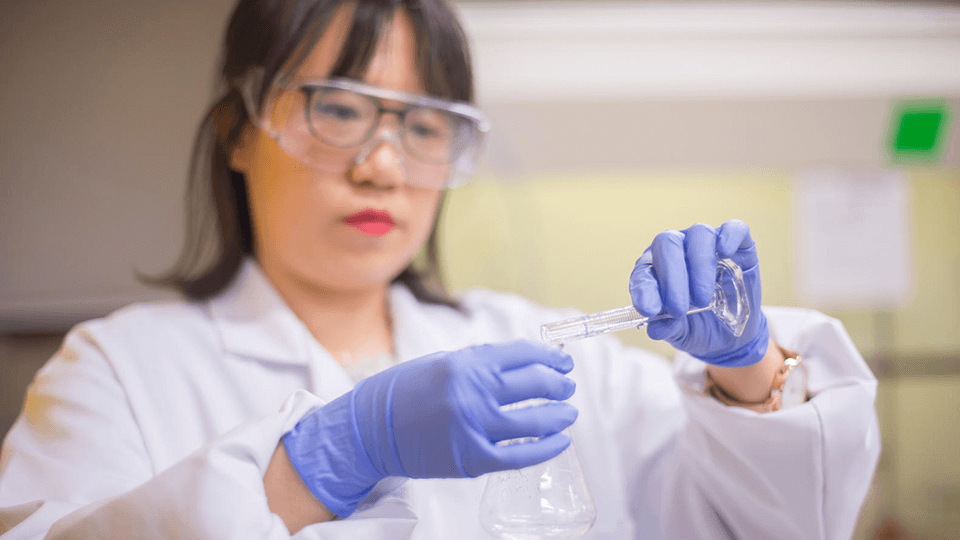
[{"x1": 238, "y1": 70, "x2": 490, "y2": 189}]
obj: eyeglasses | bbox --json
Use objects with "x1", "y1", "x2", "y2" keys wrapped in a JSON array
[{"x1": 238, "y1": 71, "x2": 490, "y2": 189}]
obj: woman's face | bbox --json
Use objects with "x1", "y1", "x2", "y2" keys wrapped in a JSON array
[{"x1": 233, "y1": 6, "x2": 444, "y2": 296}]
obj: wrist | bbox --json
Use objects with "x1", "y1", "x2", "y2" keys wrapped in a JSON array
[
  {"x1": 705, "y1": 336, "x2": 783, "y2": 404},
  {"x1": 283, "y1": 393, "x2": 383, "y2": 518},
  {"x1": 265, "y1": 442, "x2": 336, "y2": 533}
]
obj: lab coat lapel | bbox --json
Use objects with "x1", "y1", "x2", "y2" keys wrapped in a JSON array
[
  {"x1": 208, "y1": 259, "x2": 313, "y2": 366},
  {"x1": 208, "y1": 261, "x2": 476, "y2": 396},
  {"x1": 207, "y1": 260, "x2": 363, "y2": 400},
  {"x1": 389, "y1": 285, "x2": 475, "y2": 362}
]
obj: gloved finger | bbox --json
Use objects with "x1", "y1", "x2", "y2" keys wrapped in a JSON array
[
  {"x1": 683, "y1": 223, "x2": 719, "y2": 309},
  {"x1": 485, "y1": 402, "x2": 578, "y2": 442},
  {"x1": 646, "y1": 317, "x2": 685, "y2": 342},
  {"x1": 629, "y1": 251, "x2": 662, "y2": 317},
  {"x1": 480, "y1": 340, "x2": 574, "y2": 374},
  {"x1": 717, "y1": 219, "x2": 758, "y2": 268},
  {"x1": 493, "y1": 363, "x2": 576, "y2": 405},
  {"x1": 489, "y1": 431, "x2": 571, "y2": 472},
  {"x1": 651, "y1": 230, "x2": 690, "y2": 319}
]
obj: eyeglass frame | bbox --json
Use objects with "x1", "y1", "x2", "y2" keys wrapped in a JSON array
[
  {"x1": 237, "y1": 69, "x2": 491, "y2": 185},
  {"x1": 300, "y1": 77, "x2": 491, "y2": 158}
]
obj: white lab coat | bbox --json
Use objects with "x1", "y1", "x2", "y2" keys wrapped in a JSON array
[{"x1": 0, "y1": 260, "x2": 879, "y2": 539}]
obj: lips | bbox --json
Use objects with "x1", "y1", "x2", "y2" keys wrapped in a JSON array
[{"x1": 343, "y1": 209, "x2": 395, "y2": 237}]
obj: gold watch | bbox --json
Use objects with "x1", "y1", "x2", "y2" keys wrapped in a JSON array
[{"x1": 704, "y1": 347, "x2": 808, "y2": 413}]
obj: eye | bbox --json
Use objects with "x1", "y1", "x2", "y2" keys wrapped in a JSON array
[
  {"x1": 407, "y1": 109, "x2": 452, "y2": 140},
  {"x1": 409, "y1": 122, "x2": 439, "y2": 138},
  {"x1": 309, "y1": 87, "x2": 372, "y2": 125},
  {"x1": 314, "y1": 102, "x2": 361, "y2": 122}
]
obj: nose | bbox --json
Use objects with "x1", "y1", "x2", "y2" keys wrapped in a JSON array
[{"x1": 348, "y1": 128, "x2": 406, "y2": 189}]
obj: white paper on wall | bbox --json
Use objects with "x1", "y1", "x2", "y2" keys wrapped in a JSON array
[{"x1": 793, "y1": 168, "x2": 912, "y2": 310}]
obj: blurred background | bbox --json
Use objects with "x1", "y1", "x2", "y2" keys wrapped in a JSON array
[{"x1": 1, "y1": 1, "x2": 958, "y2": 538}]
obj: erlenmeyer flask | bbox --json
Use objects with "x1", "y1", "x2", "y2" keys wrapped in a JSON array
[{"x1": 478, "y1": 427, "x2": 596, "y2": 539}]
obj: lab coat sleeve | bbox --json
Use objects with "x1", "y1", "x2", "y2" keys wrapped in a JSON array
[
  {"x1": 0, "y1": 326, "x2": 417, "y2": 539},
  {"x1": 660, "y1": 306, "x2": 880, "y2": 540}
]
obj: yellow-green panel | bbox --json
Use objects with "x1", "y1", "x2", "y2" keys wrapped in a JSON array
[
  {"x1": 890, "y1": 378, "x2": 960, "y2": 538},
  {"x1": 893, "y1": 171, "x2": 960, "y2": 356},
  {"x1": 438, "y1": 169, "x2": 960, "y2": 358},
  {"x1": 437, "y1": 179, "x2": 522, "y2": 295}
]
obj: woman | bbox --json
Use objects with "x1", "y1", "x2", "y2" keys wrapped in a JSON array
[{"x1": 0, "y1": 0, "x2": 879, "y2": 538}]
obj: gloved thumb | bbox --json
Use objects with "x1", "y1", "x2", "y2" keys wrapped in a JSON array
[{"x1": 646, "y1": 317, "x2": 685, "y2": 343}]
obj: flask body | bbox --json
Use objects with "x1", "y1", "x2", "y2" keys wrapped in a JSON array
[{"x1": 478, "y1": 428, "x2": 596, "y2": 539}]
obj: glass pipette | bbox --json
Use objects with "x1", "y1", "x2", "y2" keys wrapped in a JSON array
[{"x1": 540, "y1": 258, "x2": 750, "y2": 347}]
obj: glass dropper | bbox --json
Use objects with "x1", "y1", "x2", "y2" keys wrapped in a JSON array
[{"x1": 540, "y1": 258, "x2": 750, "y2": 347}]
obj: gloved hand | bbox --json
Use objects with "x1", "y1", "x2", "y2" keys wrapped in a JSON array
[
  {"x1": 629, "y1": 219, "x2": 769, "y2": 367},
  {"x1": 283, "y1": 340, "x2": 578, "y2": 517}
]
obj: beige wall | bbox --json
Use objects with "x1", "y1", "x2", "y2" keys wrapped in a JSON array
[{"x1": 0, "y1": 0, "x2": 234, "y2": 330}]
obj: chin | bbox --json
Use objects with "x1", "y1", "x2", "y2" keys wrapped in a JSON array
[{"x1": 281, "y1": 244, "x2": 417, "y2": 294}]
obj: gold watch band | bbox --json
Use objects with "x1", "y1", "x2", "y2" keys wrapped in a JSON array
[{"x1": 704, "y1": 346, "x2": 803, "y2": 413}]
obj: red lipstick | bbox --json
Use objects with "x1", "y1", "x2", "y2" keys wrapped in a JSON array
[{"x1": 343, "y1": 209, "x2": 395, "y2": 237}]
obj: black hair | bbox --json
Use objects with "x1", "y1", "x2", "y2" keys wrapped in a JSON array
[{"x1": 145, "y1": 0, "x2": 472, "y2": 308}]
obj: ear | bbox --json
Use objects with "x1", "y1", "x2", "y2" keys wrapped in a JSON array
[
  {"x1": 212, "y1": 99, "x2": 255, "y2": 173},
  {"x1": 228, "y1": 123, "x2": 256, "y2": 173}
]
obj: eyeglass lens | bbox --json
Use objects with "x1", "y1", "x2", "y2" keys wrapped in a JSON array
[{"x1": 306, "y1": 87, "x2": 469, "y2": 164}]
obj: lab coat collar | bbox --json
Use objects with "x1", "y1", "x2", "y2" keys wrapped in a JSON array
[
  {"x1": 207, "y1": 259, "x2": 314, "y2": 365},
  {"x1": 206, "y1": 258, "x2": 456, "y2": 367},
  {"x1": 388, "y1": 284, "x2": 444, "y2": 362},
  {"x1": 388, "y1": 284, "x2": 474, "y2": 362}
]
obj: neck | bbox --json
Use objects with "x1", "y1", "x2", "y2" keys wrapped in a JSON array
[{"x1": 261, "y1": 265, "x2": 394, "y2": 365}]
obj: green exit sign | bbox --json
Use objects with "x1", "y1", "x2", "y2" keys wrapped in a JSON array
[{"x1": 890, "y1": 101, "x2": 950, "y2": 160}]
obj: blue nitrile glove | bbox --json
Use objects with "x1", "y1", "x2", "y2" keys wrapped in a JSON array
[
  {"x1": 283, "y1": 339, "x2": 578, "y2": 518},
  {"x1": 629, "y1": 219, "x2": 769, "y2": 367}
]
